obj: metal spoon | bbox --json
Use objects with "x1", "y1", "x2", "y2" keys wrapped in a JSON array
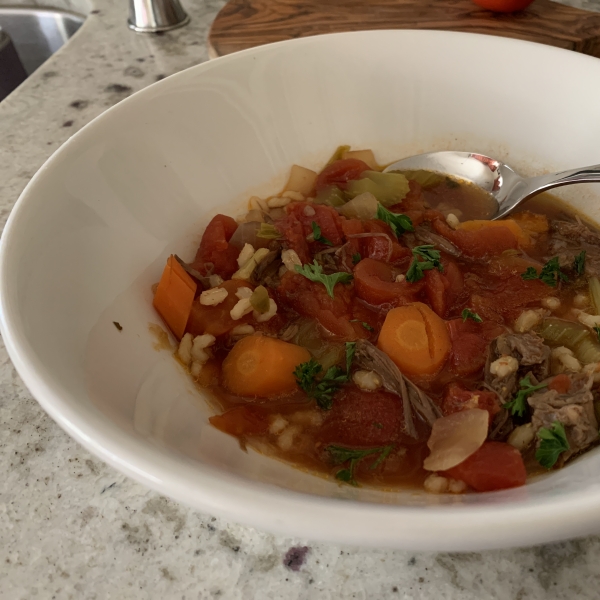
[{"x1": 384, "y1": 151, "x2": 600, "y2": 220}]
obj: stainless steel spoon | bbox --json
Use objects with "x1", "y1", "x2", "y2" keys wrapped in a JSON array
[{"x1": 384, "y1": 151, "x2": 600, "y2": 220}]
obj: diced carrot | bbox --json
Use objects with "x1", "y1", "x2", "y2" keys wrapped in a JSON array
[
  {"x1": 222, "y1": 335, "x2": 311, "y2": 398},
  {"x1": 377, "y1": 302, "x2": 451, "y2": 377},
  {"x1": 457, "y1": 219, "x2": 530, "y2": 248},
  {"x1": 152, "y1": 255, "x2": 197, "y2": 339},
  {"x1": 512, "y1": 211, "x2": 549, "y2": 234},
  {"x1": 549, "y1": 374, "x2": 571, "y2": 394}
]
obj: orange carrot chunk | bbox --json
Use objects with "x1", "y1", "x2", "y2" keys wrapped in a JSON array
[
  {"x1": 377, "y1": 302, "x2": 451, "y2": 377},
  {"x1": 457, "y1": 219, "x2": 530, "y2": 248},
  {"x1": 152, "y1": 255, "x2": 197, "y2": 339},
  {"x1": 222, "y1": 335, "x2": 311, "y2": 398}
]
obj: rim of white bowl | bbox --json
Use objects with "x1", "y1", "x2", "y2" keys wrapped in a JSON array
[{"x1": 3, "y1": 29, "x2": 600, "y2": 551}]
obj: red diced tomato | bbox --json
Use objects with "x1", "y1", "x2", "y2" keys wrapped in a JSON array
[
  {"x1": 444, "y1": 441, "x2": 527, "y2": 492},
  {"x1": 275, "y1": 271, "x2": 360, "y2": 340},
  {"x1": 441, "y1": 383, "x2": 501, "y2": 422},
  {"x1": 549, "y1": 374, "x2": 571, "y2": 394},
  {"x1": 287, "y1": 202, "x2": 345, "y2": 246},
  {"x1": 315, "y1": 158, "x2": 370, "y2": 192},
  {"x1": 191, "y1": 214, "x2": 240, "y2": 278},
  {"x1": 318, "y1": 387, "x2": 416, "y2": 446},
  {"x1": 209, "y1": 405, "x2": 270, "y2": 437},
  {"x1": 274, "y1": 212, "x2": 311, "y2": 264},
  {"x1": 353, "y1": 258, "x2": 423, "y2": 306}
]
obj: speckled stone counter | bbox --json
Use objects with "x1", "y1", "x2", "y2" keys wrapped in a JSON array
[{"x1": 3, "y1": 1, "x2": 600, "y2": 598}]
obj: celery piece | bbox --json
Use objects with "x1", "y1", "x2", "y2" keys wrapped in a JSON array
[
  {"x1": 346, "y1": 171, "x2": 410, "y2": 207},
  {"x1": 537, "y1": 317, "x2": 600, "y2": 364},
  {"x1": 314, "y1": 185, "x2": 346, "y2": 207},
  {"x1": 326, "y1": 145, "x2": 351, "y2": 165},
  {"x1": 589, "y1": 277, "x2": 600, "y2": 315},
  {"x1": 392, "y1": 169, "x2": 446, "y2": 189},
  {"x1": 250, "y1": 285, "x2": 270, "y2": 313}
]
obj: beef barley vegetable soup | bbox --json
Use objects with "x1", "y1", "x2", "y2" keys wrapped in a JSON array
[{"x1": 152, "y1": 146, "x2": 600, "y2": 494}]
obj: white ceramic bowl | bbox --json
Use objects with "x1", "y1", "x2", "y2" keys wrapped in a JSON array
[{"x1": 3, "y1": 30, "x2": 600, "y2": 551}]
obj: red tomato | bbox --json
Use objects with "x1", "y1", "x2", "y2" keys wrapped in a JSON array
[
  {"x1": 209, "y1": 405, "x2": 269, "y2": 437},
  {"x1": 274, "y1": 212, "x2": 311, "y2": 264},
  {"x1": 444, "y1": 442, "x2": 527, "y2": 492},
  {"x1": 363, "y1": 220, "x2": 412, "y2": 265},
  {"x1": 318, "y1": 387, "x2": 411, "y2": 447},
  {"x1": 276, "y1": 271, "x2": 362, "y2": 340},
  {"x1": 187, "y1": 280, "x2": 253, "y2": 337},
  {"x1": 441, "y1": 383, "x2": 501, "y2": 422},
  {"x1": 315, "y1": 159, "x2": 370, "y2": 192},
  {"x1": 191, "y1": 214, "x2": 240, "y2": 278},
  {"x1": 471, "y1": 0, "x2": 534, "y2": 12},
  {"x1": 353, "y1": 258, "x2": 423, "y2": 306},
  {"x1": 287, "y1": 202, "x2": 345, "y2": 246}
]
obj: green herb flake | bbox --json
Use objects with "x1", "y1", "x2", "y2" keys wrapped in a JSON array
[
  {"x1": 113, "y1": 321, "x2": 123, "y2": 331},
  {"x1": 345, "y1": 341, "x2": 356, "y2": 374},
  {"x1": 294, "y1": 359, "x2": 347, "y2": 410},
  {"x1": 406, "y1": 245, "x2": 443, "y2": 283},
  {"x1": 295, "y1": 261, "x2": 353, "y2": 298},
  {"x1": 574, "y1": 251, "x2": 586, "y2": 276},
  {"x1": 350, "y1": 319, "x2": 374, "y2": 332},
  {"x1": 594, "y1": 325, "x2": 600, "y2": 343},
  {"x1": 503, "y1": 375, "x2": 548, "y2": 418},
  {"x1": 311, "y1": 221, "x2": 333, "y2": 246},
  {"x1": 352, "y1": 252, "x2": 362, "y2": 265},
  {"x1": 375, "y1": 203, "x2": 414, "y2": 238},
  {"x1": 522, "y1": 257, "x2": 568, "y2": 287},
  {"x1": 536, "y1": 421, "x2": 570, "y2": 469},
  {"x1": 461, "y1": 308, "x2": 483, "y2": 323},
  {"x1": 373, "y1": 422, "x2": 383, "y2": 429},
  {"x1": 256, "y1": 222, "x2": 282, "y2": 240},
  {"x1": 327, "y1": 444, "x2": 394, "y2": 487}
]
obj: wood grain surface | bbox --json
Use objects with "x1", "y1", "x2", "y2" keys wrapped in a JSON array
[{"x1": 209, "y1": 0, "x2": 600, "y2": 58}]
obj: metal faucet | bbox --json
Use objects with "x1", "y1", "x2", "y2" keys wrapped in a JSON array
[{"x1": 128, "y1": 0, "x2": 189, "y2": 33}]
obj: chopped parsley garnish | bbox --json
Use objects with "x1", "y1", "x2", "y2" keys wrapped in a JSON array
[
  {"x1": 256, "y1": 222, "x2": 282, "y2": 239},
  {"x1": 352, "y1": 252, "x2": 362, "y2": 265},
  {"x1": 521, "y1": 257, "x2": 568, "y2": 288},
  {"x1": 294, "y1": 342, "x2": 356, "y2": 410},
  {"x1": 350, "y1": 319, "x2": 374, "y2": 332},
  {"x1": 574, "y1": 251, "x2": 586, "y2": 276},
  {"x1": 595, "y1": 325, "x2": 600, "y2": 343},
  {"x1": 295, "y1": 261, "x2": 353, "y2": 298},
  {"x1": 536, "y1": 421, "x2": 569, "y2": 469},
  {"x1": 461, "y1": 308, "x2": 482, "y2": 323},
  {"x1": 375, "y1": 203, "x2": 414, "y2": 238},
  {"x1": 311, "y1": 221, "x2": 333, "y2": 246},
  {"x1": 503, "y1": 376, "x2": 548, "y2": 418},
  {"x1": 113, "y1": 321, "x2": 123, "y2": 331},
  {"x1": 327, "y1": 444, "x2": 394, "y2": 486},
  {"x1": 406, "y1": 245, "x2": 443, "y2": 283}
]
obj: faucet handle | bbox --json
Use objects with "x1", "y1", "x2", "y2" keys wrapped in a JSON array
[{"x1": 128, "y1": 0, "x2": 190, "y2": 33}]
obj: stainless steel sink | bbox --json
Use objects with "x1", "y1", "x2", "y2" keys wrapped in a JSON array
[{"x1": 0, "y1": 7, "x2": 85, "y2": 101}]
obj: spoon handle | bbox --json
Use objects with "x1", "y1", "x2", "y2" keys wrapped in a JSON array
[{"x1": 520, "y1": 164, "x2": 600, "y2": 200}]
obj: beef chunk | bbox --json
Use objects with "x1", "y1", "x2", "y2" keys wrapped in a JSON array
[
  {"x1": 528, "y1": 372, "x2": 599, "y2": 465},
  {"x1": 548, "y1": 220, "x2": 600, "y2": 277},
  {"x1": 486, "y1": 332, "x2": 551, "y2": 402}
]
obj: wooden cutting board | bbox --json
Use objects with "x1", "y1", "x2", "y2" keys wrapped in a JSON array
[{"x1": 209, "y1": 0, "x2": 600, "y2": 58}]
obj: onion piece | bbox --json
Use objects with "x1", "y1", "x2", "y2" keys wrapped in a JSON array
[
  {"x1": 423, "y1": 409, "x2": 489, "y2": 472},
  {"x1": 229, "y1": 222, "x2": 272, "y2": 250}
]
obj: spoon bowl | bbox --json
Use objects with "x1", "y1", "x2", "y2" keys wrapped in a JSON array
[{"x1": 384, "y1": 151, "x2": 600, "y2": 220}]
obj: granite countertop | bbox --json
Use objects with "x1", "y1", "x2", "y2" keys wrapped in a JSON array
[{"x1": 2, "y1": 0, "x2": 600, "y2": 598}]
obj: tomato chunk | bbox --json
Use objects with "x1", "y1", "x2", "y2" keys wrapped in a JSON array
[
  {"x1": 287, "y1": 202, "x2": 345, "y2": 246},
  {"x1": 353, "y1": 258, "x2": 423, "y2": 306},
  {"x1": 447, "y1": 318, "x2": 504, "y2": 376},
  {"x1": 441, "y1": 383, "x2": 501, "y2": 423},
  {"x1": 549, "y1": 374, "x2": 571, "y2": 394},
  {"x1": 276, "y1": 271, "x2": 362, "y2": 340},
  {"x1": 315, "y1": 158, "x2": 370, "y2": 192},
  {"x1": 318, "y1": 387, "x2": 411, "y2": 447},
  {"x1": 191, "y1": 214, "x2": 240, "y2": 278},
  {"x1": 444, "y1": 441, "x2": 527, "y2": 492}
]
